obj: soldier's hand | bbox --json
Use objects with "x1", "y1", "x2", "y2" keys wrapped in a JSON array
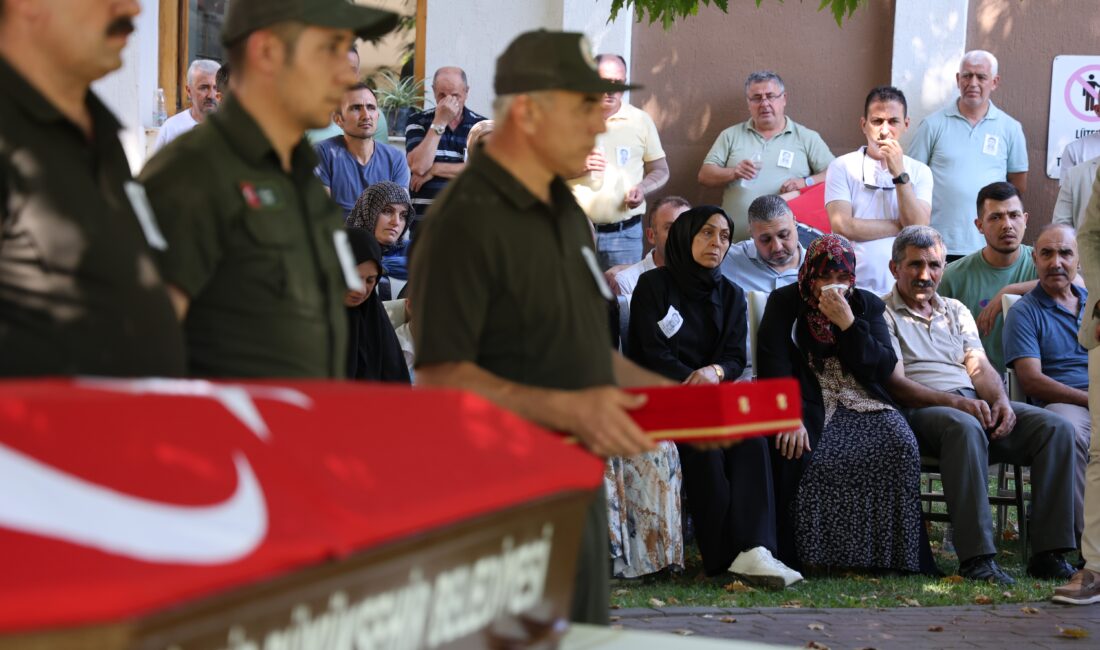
[{"x1": 558, "y1": 387, "x2": 653, "y2": 458}]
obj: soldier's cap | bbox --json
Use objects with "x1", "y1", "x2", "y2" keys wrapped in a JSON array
[
  {"x1": 222, "y1": 0, "x2": 399, "y2": 47},
  {"x1": 494, "y1": 30, "x2": 642, "y2": 95}
]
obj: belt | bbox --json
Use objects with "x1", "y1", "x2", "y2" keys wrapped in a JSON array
[{"x1": 594, "y1": 214, "x2": 641, "y2": 233}]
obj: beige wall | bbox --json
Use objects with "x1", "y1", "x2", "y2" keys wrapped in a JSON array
[
  {"x1": 967, "y1": 0, "x2": 1100, "y2": 239},
  {"x1": 630, "y1": 1, "x2": 896, "y2": 211}
]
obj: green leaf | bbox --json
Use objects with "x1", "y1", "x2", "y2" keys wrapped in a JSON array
[{"x1": 608, "y1": 0, "x2": 866, "y2": 29}]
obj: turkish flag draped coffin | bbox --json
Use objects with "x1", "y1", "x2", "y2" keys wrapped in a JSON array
[{"x1": 0, "y1": 379, "x2": 605, "y2": 634}]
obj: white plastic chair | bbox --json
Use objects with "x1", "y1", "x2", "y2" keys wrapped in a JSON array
[
  {"x1": 1002, "y1": 293, "x2": 1024, "y2": 401},
  {"x1": 747, "y1": 291, "x2": 768, "y2": 379}
]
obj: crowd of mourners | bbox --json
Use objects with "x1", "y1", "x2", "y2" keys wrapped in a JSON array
[{"x1": 3, "y1": 0, "x2": 1100, "y2": 623}]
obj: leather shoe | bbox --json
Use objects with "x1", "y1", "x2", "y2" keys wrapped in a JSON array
[
  {"x1": 958, "y1": 555, "x2": 1015, "y2": 585},
  {"x1": 1027, "y1": 551, "x2": 1075, "y2": 580}
]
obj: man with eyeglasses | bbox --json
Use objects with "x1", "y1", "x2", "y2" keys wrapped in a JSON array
[
  {"x1": 824, "y1": 85, "x2": 932, "y2": 296},
  {"x1": 909, "y1": 50, "x2": 1028, "y2": 261},
  {"x1": 569, "y1": 53, "x2": 669, "y2": 269},
  {"x1": 698, "y1": 70, "x2": 833, "y2": 242}
]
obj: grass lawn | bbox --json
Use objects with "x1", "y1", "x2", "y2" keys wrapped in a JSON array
[{"x1": 611, "y1": 473, "x2": 1072, "y2": 610}]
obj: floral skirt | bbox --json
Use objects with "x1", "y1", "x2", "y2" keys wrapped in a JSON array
[{"x1": 606, "y1": 441, "x2": 684, "y2": 578}]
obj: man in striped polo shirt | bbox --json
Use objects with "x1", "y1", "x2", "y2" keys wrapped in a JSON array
[{"x1": 405, "y1": 66, "x2": 487, "y2": 236}]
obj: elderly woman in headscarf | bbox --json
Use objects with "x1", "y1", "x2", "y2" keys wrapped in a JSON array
[
  {"x1": 757, "y1": 233, "x2": 934, "y2": 575},
  {"x1": 627, "y1": 205, "x2": 802, "y2": 588},
  {"x1": 347, "y1": 181, "x2": 412, "y2": 284},
  {"x1": 344, "y1": 227, "x2": 410, "y2": 384}
]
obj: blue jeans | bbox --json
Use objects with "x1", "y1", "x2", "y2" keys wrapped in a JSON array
[{"x1": 595, "y1": 220, "x2": 643, "y2": 270}]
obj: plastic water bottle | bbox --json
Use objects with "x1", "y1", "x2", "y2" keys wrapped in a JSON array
[
  {"x1": 740, "y1": 151, "x2": 763, "y2": 187},
  {"x1": 153, "y1": 88, "x2": 167, "y2": 126}
]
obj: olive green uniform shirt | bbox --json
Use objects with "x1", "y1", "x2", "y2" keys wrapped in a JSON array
[
  {"x1": 0, "y1": 57, "x2": 185, "y2": 377},
  {"x1": 140, "y1": 96, "x2": 347, "y2": 378},
  {"x1": 410, "y1": 148, "x2": 614, "y2": 389}
]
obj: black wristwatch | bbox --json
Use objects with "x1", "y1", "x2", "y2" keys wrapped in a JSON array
[{"x1": 892, "y1": 172, "x2": 910, "y2": 185}]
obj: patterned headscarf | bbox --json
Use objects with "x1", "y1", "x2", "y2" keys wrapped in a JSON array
[
  {"x1": 797, "y1": 233, "x2": 857, "y2": 346},
  {"x1": 347, "y1": 181, "x2": 412, "y2": 246}
]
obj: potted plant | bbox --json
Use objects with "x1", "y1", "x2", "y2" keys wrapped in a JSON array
[{"x1": 374, "y1": 71, "x2": 428, "y2": 138}]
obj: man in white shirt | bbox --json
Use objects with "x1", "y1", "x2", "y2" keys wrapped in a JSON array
[
  {"x1": 609, "y1": 196, "x2": 689, "y2": 298},
  {"x1": 825, "y1": 86, "x2": 932, "y2": 296},
  {"x1": 152, "y1": 59, "x2": 220, "y2": 152},
  {"x1": 1054, "y1": 155, "x2": 1100, "y2": 229}
]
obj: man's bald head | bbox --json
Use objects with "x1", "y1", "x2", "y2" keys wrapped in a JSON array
[{"x1": 433, "y1": 66, "x2": 468, "y2": 89}]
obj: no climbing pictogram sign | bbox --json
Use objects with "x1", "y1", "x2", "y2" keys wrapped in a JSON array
[{"x1": 1047, "y1": 56, "x2": 1100, "y2": 179}]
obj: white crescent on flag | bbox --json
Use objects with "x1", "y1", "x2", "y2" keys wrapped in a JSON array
[{"x1": 0, "y1": 444, "x2": 267, "y2": 565}]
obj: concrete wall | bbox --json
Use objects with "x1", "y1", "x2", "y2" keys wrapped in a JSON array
[
  {"x1": 423, "y1": 0, "x2": 563, "y2": 115},
  {"x1": 630, "y1": 1, "x2": 896, "y2": 209},
  {"x1": 967, "y1": 0, "x2": 1100, "y2": 236},
  {"x1": 92, "y1": 3, "x2": 159, "y2": 172}
]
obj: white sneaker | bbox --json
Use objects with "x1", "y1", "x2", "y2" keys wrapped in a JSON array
[{"x1": 728, "y1": 546, "x2": 804, "y2": 589}]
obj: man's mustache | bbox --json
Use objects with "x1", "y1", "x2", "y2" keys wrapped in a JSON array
[
  {"x1": 911, "y1": 280, "x2": 935, "y2": 289},
  {"x1": 107, "y1": 18, "x2": 135, "y2": 38}
]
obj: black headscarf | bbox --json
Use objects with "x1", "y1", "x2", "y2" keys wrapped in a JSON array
[
  {"x1": 663, "y1": 205, "x2": 735, "y2": 301},
  {"x1": 345, "y1": 228, "x2": 411, "y2": 383}
]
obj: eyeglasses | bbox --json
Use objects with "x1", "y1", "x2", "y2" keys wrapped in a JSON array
[{"x1": 747, "y1": 93, "x2": 784, "y2": 105}]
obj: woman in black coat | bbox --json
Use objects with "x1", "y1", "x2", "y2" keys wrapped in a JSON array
[
  {"x1": 344, "y1": 228, "x2": 411, "y2": 383},
  {"x1": 757, "y1": 234, "x2": 934, "y2": 574},
  {"x1": 629, "y1": 205, "x2": 802, "y2": 588}
]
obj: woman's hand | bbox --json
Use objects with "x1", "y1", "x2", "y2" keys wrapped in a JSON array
[
  {"x1": 817, "y1": 286, "x2": 855, "y2": 331},
  {"x1": 775, "y1": 424, "x2": 811, "y2": 460},
  {"x1": 683, "y1": 365, "x2": 721, "y2": 385}
]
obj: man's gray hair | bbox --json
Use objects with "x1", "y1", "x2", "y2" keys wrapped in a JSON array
[
  {"x1": 747, "y1": 195, "x2": 793, "y2": 224},
  {"x1": 744, "y1": 71, "x2": 785, "y2": 95},
  {"x1": 187, "y1": 59, "x2": 221, "y2": 86},
  {"x1": 960, "y1": 50, "x2": 998, "y2": 76},
  {"x1": 892, "y1": 225, "x2": 946, "y2": 265}
]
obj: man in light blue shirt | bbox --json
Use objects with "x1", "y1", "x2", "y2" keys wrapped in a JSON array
[
  {"x1": 909, "y1": 50, "x2": 1028, "y2": 258},
  {"x1": 722, "y1": 194, "x2": 804, "y2": 293}
]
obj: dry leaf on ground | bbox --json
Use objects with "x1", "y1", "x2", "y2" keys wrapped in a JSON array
[
  {"x1": 808, "y1": 622, "x2": 826, "y2": 630},
  {"x1": 782, "y1": 600, "x2": 804, "y2": 608},
  {"x1": 674, "y1": 629, "x2": 695, "y2": 636},
  {"x1": 1001, "y1": 591, "x2": 1013, "y2": 598},
  {"x1": 723, "y1": 580, "x2": 756, "y2": 593},
  {"x1": 805, "y1": 642, "x2": 831, "y2": 650},
  {"x1": 974, "y1": 595, "x2": 994, "y2": 605},
  {"x1": 666, "y1": 596, "x2": 680, "y2": 605},
  {"x1": 900, "y1": 597, "x2": 920, "y2": 607},
  {"x1": 613, "y1": 588, "x2": 629, "y2": 596},
  {"x1": 719, "y1": 616, "x2": 738, "y2": 623},
  {"x1": 648, "y1": 597, "x2": 666, "y2": 608},
  {"x1": 928, "y1": 626, "x2": 944, "y2": 632},
  {"x1": 941, "y1": 575, "x2": 964, "y2": 584},
  {"x1": 1057, "y1": 626, "x2": 1090, "y2": 639},
  {"x1": 1020, "y1": 606, "x2": 1040, "y2": 615}
]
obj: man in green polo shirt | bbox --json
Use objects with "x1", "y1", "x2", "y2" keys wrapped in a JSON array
[
  {"x1": 698, "y1": 71, "x2": 834, "y2": 241},
  {"x1": 411, "y1": 30, "x2": 669, "y2": 625},
  {"x1": 0, "y1": 0, "x2": 185, "y2": 377},
  {"x1": 140, "y1": 0, "x2": 397, "y2": 378}
]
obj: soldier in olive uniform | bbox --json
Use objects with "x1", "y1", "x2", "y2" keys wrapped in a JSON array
[
  {"x1": 140, "y1": 0, "x2": 396, "y2": 378},
  {"x1": 0, "y1": 0, "x2": 185, "y2": 377},
  {"x1": 411, "y1": 30, "x2": 670, "y2": 625}
]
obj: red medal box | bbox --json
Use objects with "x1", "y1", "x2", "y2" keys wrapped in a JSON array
[{"x1": 625, "y1": 378, "x2": 802, "y2": 443}]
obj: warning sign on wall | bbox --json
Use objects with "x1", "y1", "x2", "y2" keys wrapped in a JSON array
[{"x1": 1047, "y1": 55, "x2": 1100, "y2": 179}]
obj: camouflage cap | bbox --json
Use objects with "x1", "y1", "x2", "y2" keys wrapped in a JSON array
[
  {"x1": 222, "y1": 0, "x2": 399, "y2": 46},
  {"x1": 494, "y1": 30, "x2": 642, "y2": 95}
]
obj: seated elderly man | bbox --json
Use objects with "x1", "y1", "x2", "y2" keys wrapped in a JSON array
[
  {"x1": 722, "y1": 194, "x2": 805, "y2": 292},
  {"x1": 883, "y1": 225, "x2": 1077, "y2": 584},
  {"x1": 1004, "y1": 224, "x2": 1091, "y2": 543}
]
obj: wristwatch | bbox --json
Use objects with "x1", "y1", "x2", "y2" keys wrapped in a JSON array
[
  {"x1": 892, "y1": 172, "x2": 910, "y2": 185},
  {"x1": 711, "y1": 364, "x2": 725, "y2": 381},
  {"x1": 804, "y1": 176, "x2": 815, "y2": 187},
  {"x1": 430, "y1": 123, "x2": 446, "y2": 136}
]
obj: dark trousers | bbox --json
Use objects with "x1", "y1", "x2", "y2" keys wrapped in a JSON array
[
  {"x1": 678, "y1": 437, "x2": 778, "y2": 576},
  {"x1": 569, "y1": 489, "x2": 610, "y2": 625},
  {"x1": 905, "y1": 391, "x2": 1077, "y2": 561}
]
